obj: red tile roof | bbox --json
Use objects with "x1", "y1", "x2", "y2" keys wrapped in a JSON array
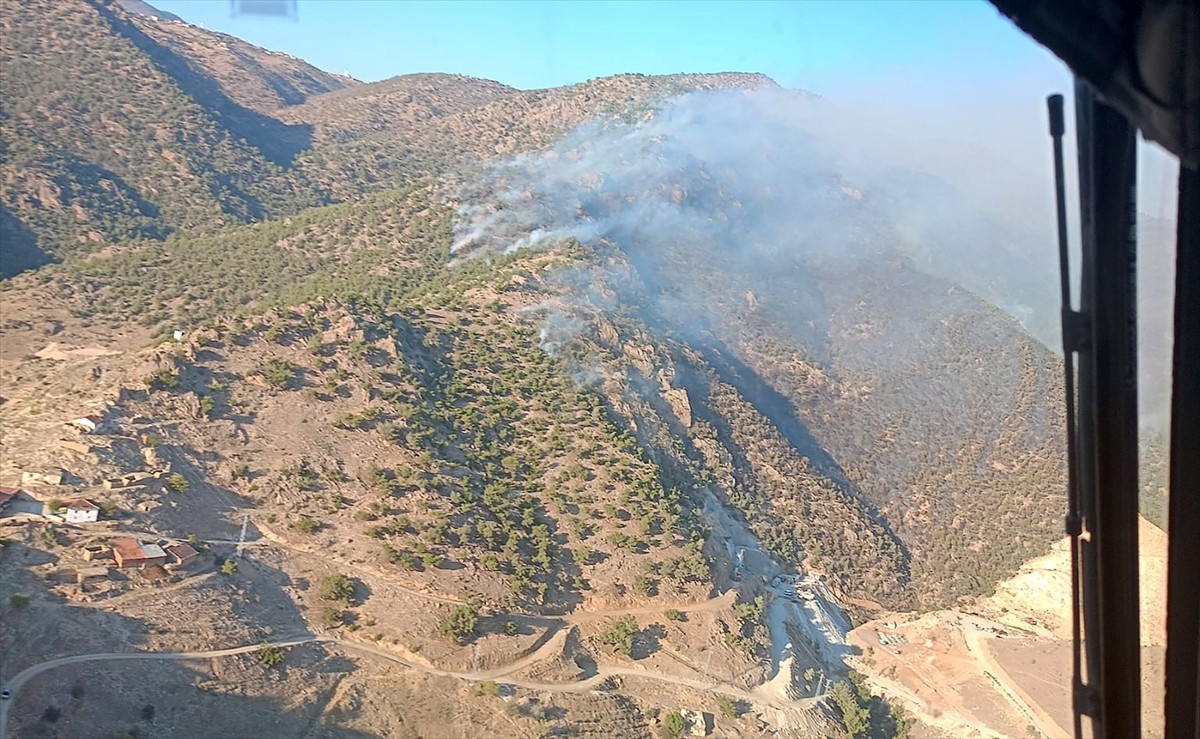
[
  {"x1": 111, "y1": 538, "x2": 142, "y2": 560},
  {"x1": 61, "y1": 498, "x2": 99, "y2": 510},
  {"x1": 112, "y1": 538, "x2": 164, "y2": 564}
]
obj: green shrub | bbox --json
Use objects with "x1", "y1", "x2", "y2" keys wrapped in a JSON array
[
  {"x1": 145, "y1": 368, "x2": 180, "y2": 391},
  {"x1": 599, "y1": 615, "x2": 638, "y2": 657},
  {"x1": 319, "y1": 573, "x2": 356, "y2": 603},
  {"x1": 717, "y1": 696, "x2": 738, "y2": 718},
  {"x1": 257, "y1": 644, "x2": 285, "y2": 667},
  {"x1": 295, "y1": 516, "x2": 320, "y2": 533},
  {"x1": 633, "y1": 574, "x2": 657, "y2": 596},
  {"x1": 830, "y1": 681, "x2": 870, "y2": 738},
  {"x1": 438, "y1": 605, "x2": 478, "y2": 645},
  {"x1": 385, "y1": 547, "x2": 417, "y2": 570},
  {"x1": 659, "y1": 711, "x2": 685, "y2": 739},
  {"x1": 260, "y1": 359, "x2": 295, "y2": 389}
]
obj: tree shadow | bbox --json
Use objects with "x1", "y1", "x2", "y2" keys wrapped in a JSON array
[
  {"x1": 144, "y1": 441, "x2": 261, "y2": 540},
  {"x1": 632, "y1": 623, "x2": 666, "y2": 660},
  {"x1": 192, "y1": 349, "x2": 225, "y2": 364},
  {"x1": 0, "y1": 204, "x2": 55, "y2": 279}
]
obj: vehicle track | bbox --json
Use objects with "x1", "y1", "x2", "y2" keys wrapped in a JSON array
[
  {"x1": 0, "y1": 631, "x2": 808, "y2": 738},
  {"x1": 961, "y1": 619, "x2": 1070, "y2": 739}
]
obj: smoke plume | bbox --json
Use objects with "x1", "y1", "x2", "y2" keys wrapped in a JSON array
[{"x1": 452, "y1": 86, "x2": 1175, "y2": 428}]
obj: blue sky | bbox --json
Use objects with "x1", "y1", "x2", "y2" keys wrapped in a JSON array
[
  {"x1": 151, "y1": 1, "x2": 1195, "y2": 210},
  {"x1": 153, "y1": 0, "x2": 1069, "y2": 97}
]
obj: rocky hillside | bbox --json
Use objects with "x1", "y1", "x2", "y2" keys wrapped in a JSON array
[
  {"x1": 291, "y1": 72, "x2": 779, "y2": 199},
  {"x1": 0, "y1": 0, "x2": 1079, "y2": 615},
  {"x1": 0, "y1": 0, "x2": 772, "y2": 276},
  {"x1": 0, "y1": 0, "x2": 322, "y2": 270},
  {"x1": 125, "y1": 11, "x2": 358, "y2": 114},
  {"x1": 4, "y1": 175, "x2": 1066, "y2": 612},
  {"x1": 275, "y1": 73, "x2": 517, "y2": 144}
]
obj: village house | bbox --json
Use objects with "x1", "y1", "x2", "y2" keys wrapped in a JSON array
[
  {"x1": 60, "y1": 498, "x2": 99, "y2": 524},
  {"x1": 111, "y1": 538, "x2": 167, "y2": 568},
  {"x1": 164, "y1": 543, "x2": 199, "y2": 569}
]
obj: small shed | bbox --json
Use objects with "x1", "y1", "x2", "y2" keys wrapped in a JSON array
[
  {"x1": 681, "y1": 710, "x2": 711, "y2": 737},
  {"x1": 165, "y1": 543, "x2": 199, "y2": 568},
  {"x1": 61, "y1": 498, "x2": 100, "y2": 524},
  {"x1": 58, "y1": 439, "x2": 92, "y2": 455}
]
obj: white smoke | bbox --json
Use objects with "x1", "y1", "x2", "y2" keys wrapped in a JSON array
[{"x1": 453, "y1": 87, "x2": 1063, "y2": 349}]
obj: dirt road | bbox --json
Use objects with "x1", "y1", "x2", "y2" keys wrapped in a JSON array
[
  {"x1": 1, "y1": 628, "x2": 813, "y2": 739},
  {"x1": 961, "y1": 618, "x2": 1071, "y2": 739},
  {"x1": 0, "y1": 635, "x2": 316, "y2": 738}
]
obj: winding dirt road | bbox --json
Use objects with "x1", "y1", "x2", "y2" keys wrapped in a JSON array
[
  {"x1": 0, "y1": 628, "x2": 807, "y2": 739},
  {"x1": 0, "y1": 636, "x2": 315, "y2": 738}
]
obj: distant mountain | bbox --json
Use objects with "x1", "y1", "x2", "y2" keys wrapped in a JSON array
[
  {"x1": 293, "y1": 72, "x2": 778, "y2": 199},
  {"x1": 0, "y1": 0, "x2": 323, "y2": 272},
  {"x1": 275, "y1": 73, "x2": 517, "y2": 144},
  {"x1": 125, "y1": 9, "x2": 358, "y2": 114}
]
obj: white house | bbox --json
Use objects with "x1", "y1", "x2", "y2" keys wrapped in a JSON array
[{"x1": 61, "y1": 498, "x2": 99, "y2": 524}]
